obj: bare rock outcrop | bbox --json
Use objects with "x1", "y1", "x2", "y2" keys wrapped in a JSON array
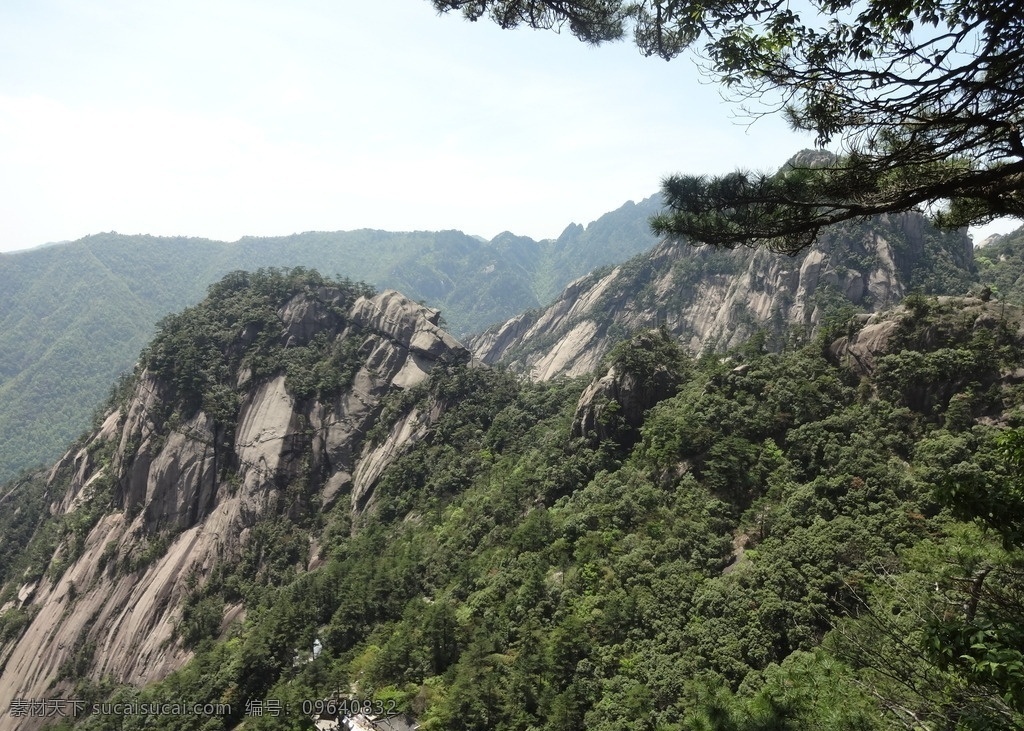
[
  {"x1": 828, "y1": 296, "x2": 1024, "y2": 378},
  {"x1": 280, "y1": 286, "x2": 348, "y2": 347},
  {"x1": 571, "y1": 367, "x2": 648, "y2": 444},
  {"x1": 828, "y1": 314, "x2": 902, "y2": 375},
  {"x1": 471, "y1": 213, "x2": 973, "y2": 381}
]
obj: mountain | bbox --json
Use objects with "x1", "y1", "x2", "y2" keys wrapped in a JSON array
[
  {"x1": 0, "y1": 271, "x2": 471, "y2": 724},
  {"x1": 0, "y1": 196, "x2": 662, "y2": 483},
  {"x1": 1, "y1": 269, "x2": 1022, "y2": 730},
  {"x1": 471, "y1": 211, "x2": 976, "y2": 379}
]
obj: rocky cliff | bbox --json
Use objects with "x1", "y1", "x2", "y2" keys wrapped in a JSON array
[
  {"x1": 0, "y1": 278, "x2": 470, "y2": 728},
  {"x1": 571, "y1": 329, "x2": 688, "y2": 448},
  {"x1": 471, "y1": 212, "x2": 975, "y2": 380}
]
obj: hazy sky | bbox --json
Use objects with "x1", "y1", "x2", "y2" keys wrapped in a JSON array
[{"x1": 1, "y1": 0, "x2": 1018, "y2": 252}]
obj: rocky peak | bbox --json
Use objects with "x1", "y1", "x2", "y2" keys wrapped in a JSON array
[
  {"x1": 280, "y1": 286, "x2": 349, "y2": 347},
  {"x1": 826, "y1": 312, "x2": 902, "y2": 376},
  {"x1": 828, "y1": 295, "x2": 1024, "y2": 373},
  {"x1": 783, "y1": 148, "x2": 838, "y2": 169},
  {"x1": 0, "y1": 279, "x2": 471, "y2": 728},
  {"x1": 827, "y1": 295, "x2": 1024, "y2": 422},
  {"x1": 351, "y1": 290, "x2": 463, "y2": 361}
]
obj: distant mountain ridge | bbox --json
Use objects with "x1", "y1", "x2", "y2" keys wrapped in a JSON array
[{"x1": 0, "y1": 196, "x2": 663, "y2": 482}]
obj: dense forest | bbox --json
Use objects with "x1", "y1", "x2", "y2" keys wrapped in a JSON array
[{"x1": 1, "y1": 269, "x2": 1020, "y2": 730}]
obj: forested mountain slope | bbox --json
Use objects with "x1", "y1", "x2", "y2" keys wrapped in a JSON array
[
  {"x1": 976, "y1": 225, "x2": 1024, "y2": 303},
  {"x1": 472, "y1": 211, "x2": 977, "y2": 379},
  {"x1": 0, "y1": 196, "x2": 661, "y2": 483},
  {"x1": 1, "y1": 270, "x2": 1022, "y2": 730}
]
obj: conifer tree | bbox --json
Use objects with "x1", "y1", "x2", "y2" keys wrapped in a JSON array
[{"x1": 432, "y1": 1, "x2": 1024, "y2": 253}]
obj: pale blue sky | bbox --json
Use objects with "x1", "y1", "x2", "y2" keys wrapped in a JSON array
[{"x1": 0, "y1": 0, "x2": 1016, "y2": 252}]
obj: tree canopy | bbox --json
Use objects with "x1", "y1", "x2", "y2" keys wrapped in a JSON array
[{"x1": 431, "y1": 0, "x2": 1024, "y2": 253}]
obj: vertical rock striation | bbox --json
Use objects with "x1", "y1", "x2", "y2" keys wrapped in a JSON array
[
  {"x1": 471, "y1": 213, "x2": 974, "y2": 380},
  {"x1": 0, "y1": 288, "x2": 470, "y2": 728}
]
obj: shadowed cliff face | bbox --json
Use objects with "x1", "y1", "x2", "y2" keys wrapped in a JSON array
[
  {"x1": 470, "y1": 213, "x2": 974, "y2": 380},
  {"x1": 0, "y1": 287, "x2": 470, "y2": 728}
]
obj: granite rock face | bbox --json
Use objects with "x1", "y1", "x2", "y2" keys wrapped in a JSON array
[
  {"x1": 827, "y1": 315, "x2": 902, "y2": 376},
  {"x1": 0, "y1": 288, "x2": 470, "y2": 728},
  {"x1": 471, "y1": 213, "x2": 974, "y2": 381}
]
